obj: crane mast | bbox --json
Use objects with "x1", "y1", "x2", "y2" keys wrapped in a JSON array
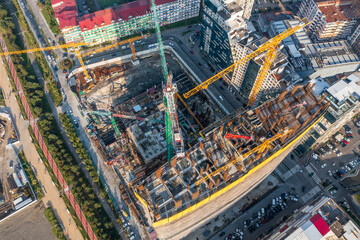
[
  {"x1": 182, "y1": 19, "x2": 311, "y2": 103},
  {"x1": 150, "y1": 0, "x2": 184, "y2": 160}
]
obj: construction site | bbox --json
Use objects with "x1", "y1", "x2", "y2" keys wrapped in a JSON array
[
  {"x1": 135, "y1": 83, "x2": 329, "y2": 239},
  {"x1": 57, "y1": 14, "x2": 334, "y2": 239},
  {"x1": 0, "y1": 111, "x2": 34, "y2": 220},
  {"x1": 75, "y1": 49, "x2": 223, "y2": 185}
]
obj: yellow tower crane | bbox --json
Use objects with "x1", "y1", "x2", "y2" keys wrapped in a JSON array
[
  {"x1": 82, "y1": 34, "x2": 150, "y2": 58},
  {"x1": 0, "y1": 42, "x2": 86, "y2": 56},
  {"x1": 78, "y1": 34, "x2": 150, "y2": 83},
  {"x1": 74, "y1": 48, "x2": 91, "y2": 81},
  {"x1": 183, "y1": 18, "x2": 310, "y2": 106},
  {"x1": 195, "y1": 127, "x2": 292, "y2": 185}
]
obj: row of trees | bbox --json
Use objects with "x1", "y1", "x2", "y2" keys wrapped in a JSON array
[
  {"x1": 44, "y1": 207, "x2": 66, "y2": 240},
  {"x1": 0, "y1": 3, "x2": 47, "y2": 117},
  {"x1": 59, "y1": 113, "x2": 119, "y2": 214},
  {"x1": 0, "y1": 2, "x2": 120, "y2": 240},
  {"x1": 11, "y1": 0, "x2": 63, "y2": 106},
  {"x1": 38, "y1": 0, "x2": 61, "y2": 34},
  {"x1": 59, "y1": 113, "x2": 100, "y2": 183},
  {"x1": 17, "y1": 150, "x2": 44, "y2": 199},
  {"x1": 38, "y1": 114, "x2": 120, "y2": 240}
]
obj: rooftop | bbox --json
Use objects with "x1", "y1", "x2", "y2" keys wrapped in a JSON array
[
  {"x1": 304, "y1": 40, "x2": 360, "y2": 69},
  {"x1": 78, "y1": 0, "x2": 150, "y2": 31},
  {"x1": 55, "y1": 0, "x2": 178, "y2": 30},
  {"x1": 316, "y1": 0, "x2": 358, "y2": 23},
  {"x1": 269, "y1": 197, "x2": 360, "y2": 240},
  {"x1": 326, "y1": 71, "x2": 360, "y2": 102}
]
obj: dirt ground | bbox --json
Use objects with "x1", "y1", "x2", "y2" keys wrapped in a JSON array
[
  {"x1": 0, "y1": 114, "x2": 16, "y2": 204},
  {"x1": 0, "y1": 201, "x2": 56, "y2": 240},
  {"x1": 86, "y1": 53, "x2": 183, "y2": 108}
]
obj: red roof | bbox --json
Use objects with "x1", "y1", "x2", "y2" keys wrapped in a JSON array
[
  {"x1": 78, "y1": 0, "x2": 150, "y2": 31},
  {"x1": 58, "y1": 11, "x2": 78, "y2": 29},
  {"x1": 52, "y1": 0, "x2": 77, "y2": 29},
  {"x1": 51, "y1": 0, "x2": 63, "y2": 6},
  {"x1": 54, "y1": 0, "x2": 177, "y2": 31},
  {"x1": 310, "y1": 214, "x2": 330, "y2": 236}
]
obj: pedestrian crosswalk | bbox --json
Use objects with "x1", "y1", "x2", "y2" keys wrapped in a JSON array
[
  {"x1": 305, "y1": 165, "x2": 321, "y2": 184},
  {"x1": 301, "y1": 186, "x2": 321, "y2": 202}
]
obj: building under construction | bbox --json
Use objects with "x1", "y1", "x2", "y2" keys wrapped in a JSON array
[{"x1": 133, "y1": 83, "x2": 329, "y2": 239}]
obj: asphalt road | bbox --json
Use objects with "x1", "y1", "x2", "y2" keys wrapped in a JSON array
[
  {"x1": 0, "y1": 57, "x2": 83, "y2": 240},
  {"x1": 10, "y1": 0, "x2": 125, "y2": 238},
  {"x1": 207, "y1": 154, "x2": 321, "y2": 240},
  {"x1": 303, "y1": 119, "x2": 360, "y2": 219}
]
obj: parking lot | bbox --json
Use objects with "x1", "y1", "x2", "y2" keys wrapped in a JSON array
[
  {"x1": 308, "y1": 119, "x2": 360, "y2": 184},
  {"x1": 208, "y1": 154, "x2": 321, "y2": 240}
]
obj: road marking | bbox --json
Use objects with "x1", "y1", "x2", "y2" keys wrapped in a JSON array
[
  {"x1": 305, "y1": 165, "x2": 321, "y2": 184},
  {"x1": 301, "y1": 186, "x2": 321, "y2": 202},
  {"x1": 310, "y1": 163, "x2": 318, "y2": 171}
]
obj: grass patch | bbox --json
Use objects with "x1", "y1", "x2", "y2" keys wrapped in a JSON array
[
  {"x1": 60, "y1": 58, "x2": 74, "y2": 70},
  {"x1": 15, "y1": 95, "x2": 28, "y2": 120},
  {"x1": 44, "y1": 207, "x2": 66, "y2": 240},
  {"x1": 39, "y1": 0, "x2": 61, "y2": 35},
  {"x1": 17, "y1": 150, "x2": 44, "y2": 199},
  {"x1": 85, "y1": 0, "x2": 98, "y2": 12},
  {"x1": 38, "y1": 114, "x2": 120, "y2": 240},
  {"x1": 0, "y1": 89, "x2": 5, "y2": 106},
  {"x1": 340, "y1": 204, "x2": 360, "y2": 227}
]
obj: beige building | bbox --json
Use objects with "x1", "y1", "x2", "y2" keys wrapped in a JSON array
[{"x1": 298, "y1": 0, "x2": 358, "y2": 41}]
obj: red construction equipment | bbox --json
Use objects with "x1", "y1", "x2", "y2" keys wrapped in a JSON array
[{"x1": 225, "y1": 134, "x2": 252, "y2": 141}]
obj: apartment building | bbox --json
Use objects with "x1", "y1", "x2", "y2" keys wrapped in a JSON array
[
  {"x1": 53, "y1": 0, "x2": 201, "y2": 44},
  {"x1": 298, "y1": 0, "x2": 358, "y2": 42},
  {"x1": 349, "y1": 24, "x2": 360, "y2": 56}
]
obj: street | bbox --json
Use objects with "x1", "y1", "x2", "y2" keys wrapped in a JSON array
[
  {"x1": 0, "y1": 57, "x2": 83, "y2": 240},
  {"x1": 7, "y1": 0, "x2": 125, "y2": 238}
]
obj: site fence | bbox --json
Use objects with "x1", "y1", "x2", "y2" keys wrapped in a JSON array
[{"x1": 0, "y1": 36, "x2": 98, "y2": 240}]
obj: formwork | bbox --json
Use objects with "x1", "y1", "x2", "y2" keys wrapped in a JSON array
[{"x1": 134, "y1": 83, "x2": 330, "y2": 239}]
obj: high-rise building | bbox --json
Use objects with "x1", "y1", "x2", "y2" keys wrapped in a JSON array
[
  {"x1": 200, "y1": 0, "x2": 293, "y2": 101},
  {"x1": 298, "y1": 0, "x2": 358, "y2": 42},
  {"x1": 200, "y1": 0, "x2": 254, "y2": 71},
  {"x1": 349, "y1": 24, "x2": 360, "y2": 56},
  {"x1": 52, "y1": 0, "x2": 201, "y2": 44}
]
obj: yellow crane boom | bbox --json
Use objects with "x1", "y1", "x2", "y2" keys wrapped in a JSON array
[
  {"x1": 248, "y1": 46, "x2": 277, "y2": 106},
  {"x1": 195, "y1": 127, "x2": 292, "y2": 185},
  {"x1": 183, "y1": 19, "x2": 310, "y2": 99},
  {"x1": 82, "y1": 34, "x2": 150, "y2": 57},
  {"x1": 175, "y1": 93, "x2": 204, "y2": 129},
  {"x1": 0, "y1": 42, "x2": 87, "y2": 56},
  {"x1": 75, "y1": 49, "x2": 91, "y2": 80}
]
